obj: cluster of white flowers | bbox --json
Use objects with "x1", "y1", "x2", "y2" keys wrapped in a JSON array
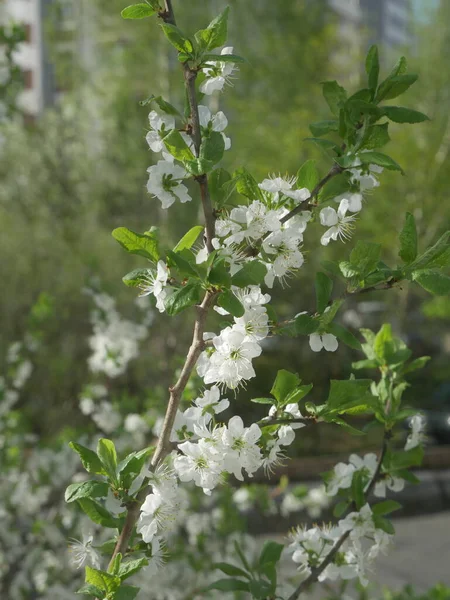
[
  {"x1": 138, "y1": 260, "x2": 174, "y2": 313},
  {"x1": 319, "y1": 158, "x2": 383, "y2": 246},
  {"x1": 197, "y1": 286, "x2": 270, "y2": 389},
  {"x1": 87, "y1": 292, "x2": 148, "y2": 377},
  {"x1": 289, "y1": 503, "x2": 392, "y2": 585},
  {"x1": 326, "y1": 452, "x2": 405, "y2": 499}
]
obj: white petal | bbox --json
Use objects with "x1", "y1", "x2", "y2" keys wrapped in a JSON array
[
  {"x1": 309, "y1": 333, "x2": 323, "y2": 352},
  {"x1": 322, "y1": 333, "x2": 338, "y2": 352}
]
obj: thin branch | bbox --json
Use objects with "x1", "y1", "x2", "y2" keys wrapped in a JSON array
[
  {"x1": 287, "y1": 434, "x2": 389, "y2": 600},
  {"x1": 108, "y1": 0, "x2": 218, "y2": 565}
]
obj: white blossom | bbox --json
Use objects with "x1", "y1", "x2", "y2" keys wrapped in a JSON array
[
  {"x1": 198, "y1": 105, "x2": 231, "y2": 150},
  {"x1": 339, "y1": 503, "x2": 375, "y2": 541},
  {"x1": 146, "y1": 160, "x2": 191, "y2": 209},
  {"x1": 68, "y1": 532, "x2": 100, "y2": 570},
  {"x1": 259, "y1": 175, "x2": 310, "y2": 203},
  {"x1": 200, "y1": 47, "x2": 237, "y2": 95},
  {"x1": 146, "y1": 111, "x2": 176, "y2": 153},
  {"x1": 320, "y1": 199, "x2": 357, "y2": 246},
  {"x1": 309, "y1": 333, "x2": 338, "y2": 352},
  {"x1": 174, "y1": 439, "x2": 223, "y2": 494},
  {"x1": 405, "y1": 414, "x2": 425, "y2": 450},
  {"x1": 222, "y1": 416, "x2": 263, "y2": 480}
]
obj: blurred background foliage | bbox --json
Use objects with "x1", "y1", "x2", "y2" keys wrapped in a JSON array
[{"x1": 1, "y1": 0, "x2": 450, "y2": 451}]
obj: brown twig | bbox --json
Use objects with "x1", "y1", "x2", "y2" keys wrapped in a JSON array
[
  {"x1": 287, "y1": 433, "x2": 389, "y2": 600},
  {"x1": 108, "y1": 0, "x2": 217, "y2": 566}
]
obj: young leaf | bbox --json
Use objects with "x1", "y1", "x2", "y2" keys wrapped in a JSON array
[
  {"x1": 231, "y1": 261, "x2": 267, "y2": 287},
  {"x1": 410, "y1": 231, "x2": 450, "y2": 270},
  {"x1": 206, "y1": 579, "x2": 250, "y2": 593},
  {"x1": 315, "y1": 272, "x2": 333, "y2": 314},
  {"x1": 365, "y1": 45, "x2": 379, "y2": 92},
  {"x1": 199, "y1": 131, "x2": 225, "y2": 166},
  {"x1": 112, "y1": 228, "x2": 160, "y2": 262},
  {"x1": 233, "y1": 167, "x2": 263, "y2": 201},
  {"x1": 373, "y1": 515, "x2": 395, "y2": 535},
  {"x1": 163, "y1": 129, "x2": 195, "y2": 162},
  {"x1": 399, "y1": 212, "x2": 417, "y2": 264},
  {"x1": 326, "y1": 379, "x2": 372, "y2": 412},
  {"x1": 208, "y1": 260, "x2": 232, "y2": 287},
  {"x1": 97, "y1": 439, "x2": 118, "y2": 483},
  {"x1": 69, "y1": 442, "x2": 105, "y2": 475},
  {"x1": 174, "y1": 226, "x2": 204, "y2": 252},
  {"x1": 160, "y1": 23, "x2": 193, "y2": 54},
  {"x1": 217, "y1": 289, "x2": 245, "y2": 318},
  {"x1": 165, "y1": 282, "x2": 203, "y2": 316},
  {"x1": 380, "y1": 106, "x2": 429, "y2": 124},
  {"x1": 76, "y1": 583, "x2": 105, "y2": 598},
  {"x1": 259, "y1": 541, "x2": 284, "y2": 567},
  {"x1": 322, "y1": 81, "x2": 347, "y2": 116},
  {"x1": 296, "y1": 159, "x2": 319, "y2": 191},
  {"x1": 121, "y1": 4, "x2": 157, "y2": 19},
  {"x1": 65, "y1": 481, "x2": 109, "y2": 503},
  {"x1": 372, "y1": 500, "x2": 402, "y2": 516},
  {"x1": 351, "y1": 469, "x2": 366, "y2": 509},
  {"x1": 309, "y1": 120, "x2": 338, "y2": 137},
  {"x1": 294, "y1": 313, "x2": 319, "y2": 335},
  {"x1": 209, "y1": 168, "x2": 232, "y2": 206},
  {"x1": 326, "y1": 322, "x2": 361, "y2": 350},
  {"x1": 412, "y1": 270, "x2": 450, "y2": 295},
  {"x1": 357, "y1": 151, "x2": 404, "y2": 174},
  {"x1": 85, "y1": 567, "x2": 120, "y2": 595},
  {"x1": 114, "y1": 587, "x2": 140, "y2": 600},
  {"x1": 194, "y1": 7, "x2": 229, "y2": 52},
  {"x1": 270, "y1": 370, "x2": 300, "y2": 405},
  {"x1": 118, "y1": 558, "x2": 149, "y2": 581},
  {"x1": 362, "y1": 123, "x2": 390, "y2": 150},
  {"x1": 377, "y1": 73, "x2": 418, "y2": 102},
  {"x1": 213, "y1": 562, "x2": 250, "y2": 579},
  {"x1": 122, "y1": 268, "x2": 150, "y2": 288},
  {"x1": 77, "y1": 499, "x2": 121, "y2": 529}
]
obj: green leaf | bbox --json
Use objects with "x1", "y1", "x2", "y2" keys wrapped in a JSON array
[
  {"x1": 333, "y1": 501, "x2": 349, "y2": 518},
  {"x1": 194, "y1": 7, "x2": 229, "y2": 52},
  {"x1": 399, "y1": 212, "x2": 417, "y2": 264},
  {"x1": 65, "y1": 481, "x2": 109, "y2": 503},
  {"x1": 351, "y1": 469, "x2": 366, "y2": 509},
  {"x1": 410, "y1": 231, "x2": 450, "y2": 270},
  {"x1": 412, "y1": 270, "x2": 450, "y2": 295},
  {"x1": 251, "y1": 397, "x2": 275, "y2": 405},
  {"x1": 271, "y1": 370, "x2": 300, "y2": 405},
  {"x1": 167, "y1": 249, "x2": 198, "y2": 277},
  {"x1": 233, "y1": 167, "x2": 263, "y2": 201},
  {"x1": 380, "y1": 106, "x2": 429, "y2": 124},
  {"x1": 121, "y1": 4, "x2": 157, "y2": 19},
  {"x1": 283, "y1": 383, "x2": 313, "y2": 405},
  {"x1": 294, "y1": 314, "x2": 319, "y2": 335},
  {"x1": 401, "y1": 356, "x2": 430, "y2": 375},
  {"x1": 165, "y1": 282, "x2": 203, "y2": 316},
  {"x1": 184, "y1": 157, "x2": 214, "y2": 176},
  {"x1": 375, "y1": 57, "x2": 410, "y2": 102},
  {"x1": 139, "y1": 94, "x2": 181, "y2": 116},
  {"x1": 296, "y1": 159, "x2": 319, "y2": 191},
  {"x1": 118, "y1": 558, "x2": 149, "y2": 581},
  {"x1": 76, "y1": 583, "x2": 105, "y2": 597},
  {"x1": 209, "y1": 168, "x2": 232, "y2": 207},
  {"x1": 362, "y1": 123, "x2": 390, "y2": 150},
  {"x1": 389, "y1": 445, "x2": 424, "y2": 470},
  {"x1": 259, "y1": 541, "x2": 284, "y2": 566},
  {"x1": 322, "y1": 81, "x2": 347, "y2": 116},
  {"x1": 69, "y1": 442, "x2": 105, "y2": 475},
  {"x1": 352, "y1": 358, "x2": 379, "y2": 370},
  {"x1": 199, "y1": 131, "x2": 225, "y2": 166},
  {"x1": 114, "y1": 587, "x2": 140, "y2": 600},
  {"x1": 304, "y1": 137, "x2": 342, "y2": 154},
  {"x1": 326, "y1": 379, "x2": 373, "y2": 413},
  {"x1": 117, "y1": 447, "x2": 154, "y2": 481},
  {"x1": 85, "y1": 567, "x2": 120, "y2": 594},
  {"x1": 112, "y1": 228, "x2": 159, "y2": 262},
  {"x1": 357, "y1": 151, "x2": 404, "y2": 174},
  {"x1": 234, "y1": 540, "x2": 253, "y2": 573},
  {"x1": 379, "y1": 73, "x2": 418, "y2": 102},
  {"x1": 163, "y1": 129, "x2": 195, "y2": 162},
  {"x1": 372, "y1": 500, "x2": 402, "y2": 516},
  {"x1": 373, "y1": 515, "x2": 395, "y2": 535},
  {"x1": 97, "y1": 439, "x2": 118, "y2": 483},
  {"x1": 309, "y1": 120, "x2": 339, "y2": 137},
  {"x1": 365, "y1": 45, "x2": 379, "y2": 92},
  {"x1": 217, "y1": 289, "x2": 245, "y2": 318},
  {"x1": 327, "y1": 322, "x2": 361, "y2": 350},
  {"x1": 208, "y1": 260, "x2": 232, "y2": 287},
  {"x1": 174, "y1": 226, "x2": 204, "y2": 252},
  {"x1": 315, "y1": 272, "x2": 333, "y2": 314},
  {"x1": 160, "y1": 23, "x2": 193, "y2": 54},
  {"x1": 122, "y1": 268, "x2": 150, "y2": 289},
  {"x1": 202, "y1": 53, "x2": 246, "y2": 64},
  {"x1": 348, "y1": 241, "x2": 382, "y2": 279},
  {"x1": 213, "y1": 562, "x2": 250, "y2": 579},
  {"x1": 78, "y1": 498, "x2": 121, "y2": 528},
  {"x1": 231, "y1": 261, "x2": 267, "y2": 287},
  {"x1": 206, "y1": 579, "x2": 250, "y2": 593},
  {"x1": 373, "y1": 323, "x2": 393, "y2": 361},
  {"x1": 319, "y1": 173, "x2": 351, "y2": 203}
]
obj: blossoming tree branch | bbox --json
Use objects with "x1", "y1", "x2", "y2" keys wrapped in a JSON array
[{"x1": 66, "y1": 1, "x2": 450, "y2": 599}]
